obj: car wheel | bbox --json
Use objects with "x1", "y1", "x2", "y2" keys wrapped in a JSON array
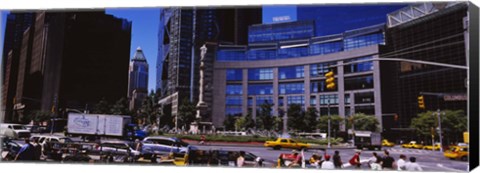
[
  {"x1": 273, "y1": 146, "x2": 281, "y2": 150},
  {"x1": 461, "y1": 156, "x2": 468, "y2": 161}
]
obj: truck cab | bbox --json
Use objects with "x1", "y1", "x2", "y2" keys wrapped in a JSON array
[{"x1": 353, "y1": 131, "x2": 382, "y2": 150}]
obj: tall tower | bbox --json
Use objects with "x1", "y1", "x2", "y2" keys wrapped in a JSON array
[{"x1": 128, "y1": 47, "x2": 149, "y2": 110}]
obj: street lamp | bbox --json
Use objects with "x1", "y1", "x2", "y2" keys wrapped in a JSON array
[
  {"x1": 434, "y1": 109, "x2": 444, "y2": 152},
  {"x1": 327, "y1": 100, "x2": 331, "y2": 148}
]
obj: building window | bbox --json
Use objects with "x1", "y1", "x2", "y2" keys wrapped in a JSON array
[
  {"x1": 310, "y1": 41, "x2": 343, "y2": 55},
  {"x1": 345, "y1": 94, "x2": 351, "y2": 104},
  {"x1": 278, "y1": 96, "x2": 284, "y2": 107},
  {"x1": 354, "y1": 92, "x2": 374, "y2": 104},
  {"x1": 248, "y1": 97, "x2": 253, "y2": 106},
  {"x1": 217, "y1": 50, "x2": 246, "y2": 61},
  {"x1": 279, "y1": 65, "x2": 304, "y2": 79},
  {"x1": 226, "y1": 84, "x2": 243, "y2": 95},
  {"x1": 256, "y1": 96, "x2": 273, "y2": 106},
  {"x1": 248, "y1": 84, "x2": 273, "y2": 95},
  {"x1": 277, "y1": 46, "x2": 309, "y2": 59},
  {"x1": 226, "y1": 106, "x2": 242, "y2": 116},
  {"x1": 311, "y1": 81, "x2": 334, "y2": 93},
  {"x1": 287, "y1": 96, "x2": 305, "y2": 105},
  {"x1": 248, "y1": 68, "x2": 273, "y2": 80},
  {"x1": 355, "y1": 105, "x2": 375, "y2": 115},
  {"x1": 320, "y1": 107, "x2": 339, "y2": 116},
  {"x1": 344, "y1": 56, "x2": 374, "y2": 74},
  {"x1": 310, "y1": 96, "x2": 316, "y2": 106},
  {"x1": 226, "y1": 96, "x2": 242, "y2": 105},
  {"x1": 279, "y1": 82, "x2": 305, "y2": 94},
  {"x1": 247, "y1": 49, "x2": 277, "y2": 60},
  {"x1": 310, "y1": 62, "x2": 336, "y2": 77},
  {"x1": 344, "y1": 32, "x2": 384, "y2": 51},
  {"x1": 226, "y1": 69, "x2": 243, "y2": 81},
  {"x1": 320, "y1": 94, "x2": 338, "y2": 105},
  {"x1": 344, "y1": 75, "x2": 374, "y2": 90}
]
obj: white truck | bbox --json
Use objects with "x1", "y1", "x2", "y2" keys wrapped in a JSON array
[
  {"x1": 67, "y1": 113, "x2": 146, "y2": 139},
  {"x1": 354, "y1": 131, "x2": 382, "y2": 150}
]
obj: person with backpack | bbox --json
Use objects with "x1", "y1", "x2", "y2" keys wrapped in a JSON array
[{"x1": 333, "y1": 150, "x2": 343, "y2": 169}]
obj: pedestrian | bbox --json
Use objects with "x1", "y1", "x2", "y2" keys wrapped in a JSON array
[
  {"x1": 333, "y1": 150, "x2": 342, "y2": 169},
  {"x1": 349, "y1": 150, "x2": 362, "y2": 168},
  {"x1": 237, "y1": 151, "x2": 245, "y2": 167},
  {"x1": 368, "y1": 152, "x2": 382, "y2": 170},
  {"x1": 381, "y1": 150, "x2": 395, "y2": 170},
  {"x1": 405, "y1": 157, "x2": 423, "y2": 171},
  {"x1": 309, "y1": 153, "x2": 321, "y2": 168},
  {"x1": 277, "y1": 155, "x2": 285, "y2": 168},
  {"x1": 396, "y1": 154, "x2": 407, "y2": 171},
  {"x1": 32, "y1": 138, "x2": 42, "y2": 161},
  {"x1": 199, "y1": 135, "x2": 206, "y2": 145},
  {"x1": 134, "y1": 139, "x2": 142, "y2": 151},
  {"x1": 15, "y1": 138, "x2": 34, "y2": 161},
  {"x1": 288, "y1": 150, "x2": 302, "y2": 167},
  {"x1": 321, "y1": 154, "x2": 335, "y2": 169}
]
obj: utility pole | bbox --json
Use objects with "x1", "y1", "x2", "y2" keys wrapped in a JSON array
[
  {"x1": 436, "y1": 109, "x2": 444, "y2": 152},
  {"x1": 327, "y1": 100, "x2": 331, "y2": 148}
]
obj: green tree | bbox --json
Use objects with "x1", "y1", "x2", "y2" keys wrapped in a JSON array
[
  {"x1": 256, "y1": 101, "x2": 273, "y2": 130},
  {"x1": 273, "y1": 116, "x2": 284, "y2": 132},
  {"x1": 304, "y1": 107, "x2": 318, "y2": 132},
  {"x1": 244, "y1": 113, "x2": 255, "y2": 130},
  {"x1": 93, "y1": 97, "x2": 111, "y2": 114},
  {"x1": 110, "y1": 97, "x2": 131, "y2": 115},
  {"x1": 347, "y1": 113, "x2": 379, "y2": 132},
  {"x1": 317, "y1": 115, "x2": 344, "y2": 136},
  {"x1": 139, "y1": 92, "x2": 161, "y2": 125},
  {"x1": 235, "y1": 116, "x2": 246, "y2": 131},
  {"x1": 223, "y1": 115, "x2": 237, "y2": 131},
  {"x1": 411, "y1": 110, "x2": 467, "y2": 144},
  {"x1": 177, "y1": 99, "x2": 197, "y2": 130},
  {"x1": 287, "y1": 104, "x2": 305, "y2": 132}
]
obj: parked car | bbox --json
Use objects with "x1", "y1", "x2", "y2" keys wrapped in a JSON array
[
  {"x1": 24, "y1": 125, "x2": 47, "y2": 133},
  {"x1": 97, "y1": 140, "x2": 141, "y2": 161},
  {"x1": 382, "y1": 139, "x2": 395, "y2": 147},
  {"x1": 444, "y1": 145, "x2": 468, "y2": 161},
  {"x1": 401, "y1": 141, "x2": 423, "y2": 149},
  {"x1": 1, "y1": 138, "x2": 23, "y2": 160},
  {"x1": 0, "y1": 123, "x2": 31, "y2": 139},
  {"x1": 264, "y1": 138, "x2": 310, "y2": 150},
  {"x1": 29, "y1": 135, "x2": 75, "y2": 160},
  {"x1": 141, "y1": 136, "x2": 193, "y2": 157},
  {"x1": 423, "y1": 143, "x2": 441, "y2": 150}
]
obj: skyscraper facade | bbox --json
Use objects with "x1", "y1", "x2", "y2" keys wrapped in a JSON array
[
  {"x1": 157, "y1": 7, "x2": 262, "y2": 123},
  {"x1": 2, "y1": 11, "x2": 132, "y2": 123},
  {"x1": 128, "y1": 47, "x2": 149, "y2": 110}
]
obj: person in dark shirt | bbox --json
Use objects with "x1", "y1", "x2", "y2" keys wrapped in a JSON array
[
  {"x1": 333, "y1": 150, "x2": 343, "y2": 168},
  {"x1": 382, "y1": 150, "x2": 395, "y2": 169},
  {"x1": 15, "y1": 138, "x2": 34, "y2": 161}
]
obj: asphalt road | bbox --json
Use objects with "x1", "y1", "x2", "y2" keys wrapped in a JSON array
[{"x1": 193, "y1": 144, "x2": 469, "y2": 172}]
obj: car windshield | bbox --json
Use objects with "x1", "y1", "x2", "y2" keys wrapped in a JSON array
[{"x1": 12, "y1": 125, "x2": 25, "y2": 130}]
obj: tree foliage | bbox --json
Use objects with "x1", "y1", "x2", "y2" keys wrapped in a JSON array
[
  {"x1": 411, "y1": 110, "x2": 467, "y2": 143},
  {"x1": 110, "y1": 97, "x2": 131, "y2": 115},
  {"x1": 303, "y1": 107, "x2": 318, "y2": 132},
  {"x1": 234, "y1": 113, "x2": 255, "y2": 131},
  {"x1": 317, "y1": 115, "x2": 344, "y2": 133},
  {"x1": 177, "y1": 99, "x2": 197, "y2": 130},
  {"x1": 287, "y1": 104, "x2": 305, "y2": 132},
  {"x1": 256, "y1": 101, "x2": 274, "y2": 130},
  {"x1": 139, "y1": 92, "x2": 161, "y2": 125},
  {"x1": 223, "y1": 115, "x2": 237, "y2": 131},
  {"x1": 93, "y1": 97, "x2": 111, "y2": 114},
  {"x1": 346, "y1": 113, "x2": 379, "y2": 132}
]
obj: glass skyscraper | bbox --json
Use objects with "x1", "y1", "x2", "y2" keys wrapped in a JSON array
[{"x1": 128, "y1": 47, "x2": 149, "y2": 110}]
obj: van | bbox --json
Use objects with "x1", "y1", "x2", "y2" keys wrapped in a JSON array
[{"x1": 0, "y1": 123, "x2": 31, "y2": 139}]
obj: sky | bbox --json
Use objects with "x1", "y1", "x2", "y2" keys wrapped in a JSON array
[{"x1": 0, "y1": 7, "x2": 296, "y2": 93}]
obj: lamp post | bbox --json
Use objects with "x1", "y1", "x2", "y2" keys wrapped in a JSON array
[
  {"x1": 435, "y1": 109, "x2": 444, "y2": 152},
  {"x1": 327, "y1": 100, "x2": 331, "y2": 148}
]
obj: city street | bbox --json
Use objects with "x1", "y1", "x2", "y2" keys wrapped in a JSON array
[{"x1": 194, "y1": 144, "x2": 469, "y2": 172}]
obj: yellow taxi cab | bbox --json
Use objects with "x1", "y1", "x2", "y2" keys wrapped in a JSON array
[
  {"x1": 423, "y1": 143, "x2": 441, "y2": 150},
  {"x1": 264, "y1": 138, "x2": 310, "y2": 150},
  {"x1": 382, "y1": 139, "x2": 395, "y2": 147},
  {"x1": 401, "y1": 141, "x2": 423, "y2": 149},
  {"x1": 444, "y1": 145, "x2": 468, "y2": 161}
]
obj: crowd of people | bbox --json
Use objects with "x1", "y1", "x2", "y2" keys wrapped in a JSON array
[{"x1": 275, "y1": 149, "x2": 423, "y2": 171}]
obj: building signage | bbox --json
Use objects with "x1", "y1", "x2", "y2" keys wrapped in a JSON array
[
  {"x1": 272, "y1": 16, "x2": 291, "y2": 22},
  {"x1": 443, "y1": 94, "x2": 467, "y2": 101}
]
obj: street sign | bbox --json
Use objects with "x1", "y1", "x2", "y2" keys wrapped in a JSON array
[{"x1": 443, "y1": 94, "x2": 467, "y2": 101}]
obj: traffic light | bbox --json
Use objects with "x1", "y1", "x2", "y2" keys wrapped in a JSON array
[
  {"x1": 418, "y1": 95, "x2": 425, "y2": 109},
  {"x1": 394, "y1": 114, "x2": 399, "y2": 121},
  {"x1": 325, "y1": 71, "x2": 335, "y2": 90}
]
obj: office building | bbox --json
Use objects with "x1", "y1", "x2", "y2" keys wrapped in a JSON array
[
  {"x1": 380, "y1": 2, "x2": 468, "y2": 140},
  {"x1": 212, "y1": 20, "x2": 386, "y2": 128},
  {"x1": 128, "y1": 47, "x2": 149, "y2": 110}
]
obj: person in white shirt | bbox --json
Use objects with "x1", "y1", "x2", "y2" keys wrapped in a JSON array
[
  {"x1": 405, "y1": 157, "x2": 423, "y2": 171},
  {"x1": 321, "y1": 154, "x2": 335, "y2": 169},
  {"x1": 368, "y1": 152, "x2": 382, "y2": 170},
  {"x1": 237, "y1": 151, "x2": 245, "y2": 167},
  {"x1": 397, "y1": 154, "x2": 407, "y2": 171}
]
